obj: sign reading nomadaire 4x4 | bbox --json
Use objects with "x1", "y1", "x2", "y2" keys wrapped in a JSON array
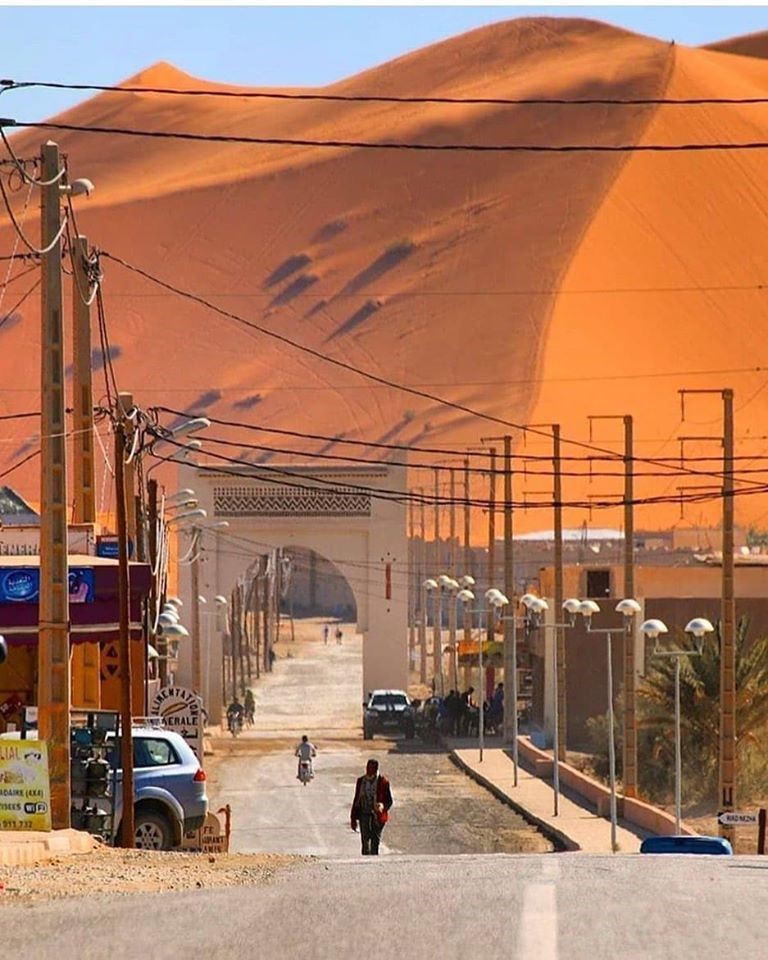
[
  {"x1": 151, "y1": 686, "x2": 204, "y2": 762},
  {"x1": 0, "y1": 739, "x2": 51, "y2": 831}
]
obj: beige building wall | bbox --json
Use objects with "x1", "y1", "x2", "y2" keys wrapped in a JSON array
[{"x1": 175, "y1": 462, "x2": 408, "y2": 719}]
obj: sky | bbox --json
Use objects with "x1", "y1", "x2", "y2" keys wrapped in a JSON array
[{"x1": 1, "y1": 4, "x2": 767, "y2": 122}]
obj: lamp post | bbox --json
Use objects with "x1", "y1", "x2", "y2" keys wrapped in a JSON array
[
  {"x1": 641, "y1": 615, "x2": 715, "y2": 835},
  {"x1": 575, "y1": 598, "x2": 641, "y2": 852},
  {"x1": 457, "y1": 587, "x2": 508, "y2": 762}
]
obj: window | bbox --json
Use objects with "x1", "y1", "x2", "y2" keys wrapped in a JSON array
[
  {"x1": 586, "y1": 569, "x2": 611, "y2": 598},
  {"x1": 135, "y1": 738, "x2": 178, "y2": 767}
]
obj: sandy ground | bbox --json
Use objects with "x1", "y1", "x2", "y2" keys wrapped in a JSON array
[{"x1": 0, "y1": 848, "x2": 299, "y2": 903}]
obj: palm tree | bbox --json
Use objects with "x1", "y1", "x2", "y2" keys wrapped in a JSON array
[{"x1": 638, "y1": 616, "x2": 768, "y2": 805}]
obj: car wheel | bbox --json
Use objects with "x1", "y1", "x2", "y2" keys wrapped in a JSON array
[{"x1": 134, "y1": 811, "x2": 175, "y2": 851}]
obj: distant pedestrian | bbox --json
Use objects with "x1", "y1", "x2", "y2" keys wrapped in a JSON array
[
  {"x1": 335, "y1": 626, "x2": 343, "y2": 645},
  {"x1": 350, "y1": 758, "x2": 393, "y2": 856},
  {"x1": 323, "y1": 624, "x2": 329, "y2": 645}
]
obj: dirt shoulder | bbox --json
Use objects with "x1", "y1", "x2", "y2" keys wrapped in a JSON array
[{"x1": 0, "y1": 847, "x2": 303, "y2": 904}]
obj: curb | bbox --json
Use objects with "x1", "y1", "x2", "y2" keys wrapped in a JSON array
[
  {"x1": 449, "y1": 751, "x2": 579, "y2": 853},
  {"x1": 0, "y1": 828, "x2": 100, "y2": 867}
]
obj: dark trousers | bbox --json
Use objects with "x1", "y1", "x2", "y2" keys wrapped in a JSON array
[{"x1": 359, "y1": 813, "x2": 382, "y2": 855}]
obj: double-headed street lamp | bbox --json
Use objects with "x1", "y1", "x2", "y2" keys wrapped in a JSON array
[
  {"x1": 575, "y1": 597, "x2": 642, "y2": 852},
  {"x1": 456, "y1": 586, "x2": 509, "y2": 762},
  {"x1": 521, "y1": 594, "x2": 640, "y2": 835},
  {"x1": 641, "y1": 615, "x2": 715, "y2": 835}
]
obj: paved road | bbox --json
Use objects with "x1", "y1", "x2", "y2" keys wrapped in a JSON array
[
  {"x1": 210, "y1": 624, "x2": 548, "y2": 856},
  {"x1": 4, "y1": 854, "x2": 767, "y2": 959}
]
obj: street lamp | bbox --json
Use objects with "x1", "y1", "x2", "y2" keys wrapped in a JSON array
[
  {"x1": 438, "y1": 575, "x2": 460, "y2": 689},
  {"x1": 421, "y1": 578, "x2": 438, "y2": 687},
  {"x1": 577, "y1": 597, "x2": 642, "y2": 852},
  {"x1": 457, "y1": 587, "x2": 508, "y2": 761},
  {"x1": 641, "y1": 615, "x2": 715, "y2": 835}
]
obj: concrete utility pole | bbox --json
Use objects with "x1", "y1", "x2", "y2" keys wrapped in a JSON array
[
  {"x1": 463, "y1": 459, "x2": 472, "y2": 643},
  {"x1": 190, "y1": 531, "x2": 202, "y2": 694},
  {"x1": 588, "y1": 414, "x2": 637, "y2": 796},
  {"x1": 408, "y1": 497, "x2": 416, "y2": 662},
  {"x1": 114, "y1": 393, "x2": 135, "y2": 847},
  {"x1": 553, "y1": 425, "x2": 565, "y2": 762},
  {"x1": 448, "y1": 468, "x2": 458, "y2": 687},
  {"x1": 679, "y1": 388, "x2": 737, "y2": 842},
  {"x1": 486, "y1": 447, "x2": 497, "y2": 647},
  {"x1": 38, "y1": 141, "x2": 71, "y2": 829},
  {"x1": 71, "y1": 234, "x2": 95, "y2": 525},
  {"x1": 482, "y1": 436, "x2": 515, "y2": 742},
  {"x1": 433, "y1": 469, "x2": 442, "y2": 690},
  {"x1": 721, "y1": 389, "x2": 736, "y2": 842},
  {"x1": 418, "y1": 491, "x2": 428, "y2": 684},
  {"x1": 147, "y1": 479, "x2": 164, "y2": 685}
]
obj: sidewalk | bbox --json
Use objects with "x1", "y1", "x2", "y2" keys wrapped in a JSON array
[
  {"x1": 450, "y1": 742, "x2": 645, "y2": 854},
  {"x1": 0, "y1": 828, "x2": 99, "y2": 866}
]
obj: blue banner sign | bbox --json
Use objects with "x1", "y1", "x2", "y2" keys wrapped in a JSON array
[{"x1": 0, "y1": 567, "x2": 95, "y2": 604}]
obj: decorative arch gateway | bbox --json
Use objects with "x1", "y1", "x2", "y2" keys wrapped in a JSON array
[{"x1": 175, "y1": 461, "x2": 408, "y2": 718}]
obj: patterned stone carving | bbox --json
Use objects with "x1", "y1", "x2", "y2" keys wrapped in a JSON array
[{"x1": 213, "y1": 484, "x2": 371, "y2": 518}]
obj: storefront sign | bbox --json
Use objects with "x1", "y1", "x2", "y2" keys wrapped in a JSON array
[
  {"x1": 151, "y1": 686, "x2": 204, "y2": 761},
  {"x1": 0, "y1": 567, "x2": 95, "y2": 604},
  {"x1": 0, "y1": 739, "x2": 51, "y2": 831},
  {"x1": 95, "y1": 535, "x2": 134, "y2": 560}
]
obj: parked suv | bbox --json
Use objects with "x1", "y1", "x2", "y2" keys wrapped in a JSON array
[
  {"x1": 110, "y1": 727, "x2": 208, "y2": 850},
  {"x1": 363, "y1": 689, "x2": 415, "y2": 740},
  {"x1": 0, "y1": 725, "x2": 207, "y2": 850}
]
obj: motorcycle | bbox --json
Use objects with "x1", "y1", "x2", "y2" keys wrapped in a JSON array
[
  {"x1": 298, "y1": 758, "x2": 313, "y2": 785},
  {"x1": 227, "y1": 712, "x2": 243, "y2": 738}
]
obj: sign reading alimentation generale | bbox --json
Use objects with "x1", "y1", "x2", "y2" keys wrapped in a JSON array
[
  {"x1": 0, "y1": 739, "x2": 51, "y2": 831},
  {"x1": 151, "y1": 686, "x2": 204, "y2": 761}
]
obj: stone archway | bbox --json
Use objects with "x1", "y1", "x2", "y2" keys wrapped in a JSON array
[{"x1": 175, "y1": 462, "x2": 408, "y2": 718}]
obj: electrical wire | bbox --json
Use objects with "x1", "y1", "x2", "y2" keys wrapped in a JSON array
[
  {"x1": 0, "y1": 276, "x2": 41, "y2": 332},
  {"x1": 9, "y1": 78, "x2": 768, "y2": 107},
  {"x1": 0, "y1": 127, "x2": 66, "y2": 186},
  {"x1": 0, "y1": 170, "x2": 68, "y2": 255},
  {"x1": 9, "y1": 118, "x2": 768, "y2": 153},
  {"x1": 0, "y1": 447, "x2": 40, "y2": 480}
]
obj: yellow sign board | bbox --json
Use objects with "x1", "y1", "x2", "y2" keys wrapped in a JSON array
[{"x1": 0, "y1": 739, "x2": 52, "y2": 831}]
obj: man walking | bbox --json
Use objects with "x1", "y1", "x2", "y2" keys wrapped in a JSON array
[{"x1": 350, "y1": 758, "x2": 393, "y2": 856}]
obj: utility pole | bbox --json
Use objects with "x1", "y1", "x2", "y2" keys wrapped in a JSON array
[
  {"x1": 464, "y1": 458, "x2": 472, "y2": 643},
  {"x1": 190, "y1": 531, "x2": 202, "y2": 694},
  {"x1": 503, "y1": 437, "x2": 515, "y2": 747},
  {"x1": 721, "y1": 389, "x2": 736, "y2": 843},
  {"x1": 679, "y1": 389, "x2": 737, "y2": 842},
  {"x1": 433, "y1": 468, "x2": 441, "y2": 692},
  {"x1": 418, "y1": 491, "x2": 428, "y2": 684},
  {"x1": 38, "y1": 140, "x2": 71, "y2": 829},
  {"x1": 408, "y1": 497, "x2": 416, "y2": 663},
  {"x1": 487, "y1": 447, "x2": 497, "y2": 646},
  {"x1": 71, "y1": 234, "x2": 95, "y2": 526},
  {"x1": 553, "y1": 425, "x2": 565, "y2": 762},
  {"x1": 588, "y1": 414, "x2": 637, "y2": 796},
  {"x1": 147, "y1": 479, "x2": 163, "y2": 685},
  {"x1": 252, "y1": 572, "x2": 261, "y2": 680},
  {"x1": 448, "y1": 468, "x2": 458, "y2": 687},
  {"x1": 114, "y1": 395, "x2": 135, "y2": 847}
]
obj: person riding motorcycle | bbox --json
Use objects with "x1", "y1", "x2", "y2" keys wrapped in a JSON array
[
  {"x1": 226, "y1": 697, "x2": 245, "y2": 734},
  {"x1": 295, "y1": 734, "x2": 317, "y2": 780}
]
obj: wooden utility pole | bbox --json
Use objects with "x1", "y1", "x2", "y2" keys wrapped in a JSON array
[
  {"x1": 114, "y1": 397, "x2": 135, "y2": 847},
  {"x1": 71, "y1": 234, "x2": 95, "y2": 525},
  {"x1": 252, "y1": 573, "x2": 261, "y2": 680},
  {"x1": 553, "y1": 425, "x2": 566, "y2": 762},
  {"x1": 449, "y1": 468, "x2": 457, "y2": 577},
  {"x1": 38, "y1": 140, "x2": 71, "y2": 829},
  {"x1": 721, "y1": 389, "x2": 736, "y2": 843},
  {"x1": 433, "y1": 467, "x2": 441, "y2": 575}
]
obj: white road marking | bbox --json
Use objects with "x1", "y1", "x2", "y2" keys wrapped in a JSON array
[{"x1": 516, "y1": 860, "x2": 559, "y2": 960}]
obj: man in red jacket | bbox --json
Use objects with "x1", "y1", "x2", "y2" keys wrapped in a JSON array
[{"x1": 350, "y1": 758, "x2": 393, "y2": 855}]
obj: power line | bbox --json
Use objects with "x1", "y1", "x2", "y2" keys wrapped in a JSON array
[
  {"x1": 6, "y1": 118, "x2": 768, "y2": 153},
  {"x1": 8, "y1": 78, "x2": 768, "y2": 108}
]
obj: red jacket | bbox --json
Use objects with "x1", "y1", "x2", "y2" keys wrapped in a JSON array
[{"x1": 350, "y1": 774, "x2": 393, "y2": 827}]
